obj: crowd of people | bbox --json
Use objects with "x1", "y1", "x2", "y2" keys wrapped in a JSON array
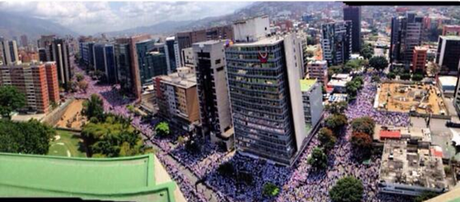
[{"x1": 72, "y1": 61, "x2": 414, "y2": 202}]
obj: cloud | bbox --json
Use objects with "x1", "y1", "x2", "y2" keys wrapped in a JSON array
[{"x1": 0, "y1": 1, "x2": 252, "y2": 35}]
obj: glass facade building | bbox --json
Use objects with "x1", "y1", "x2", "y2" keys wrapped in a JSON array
[
  {"x1": 114, "y1": 43, "x2": 133, "y2": 94},
  {"x1": 136, "y1": 39, "x2": 155, "y2": 85},
  {"x1": 226, "y1": 39, "x2": 299, "y2": 165},
  {"x1": 321, "y1": 21, "x2": 352, "y2": 66}
]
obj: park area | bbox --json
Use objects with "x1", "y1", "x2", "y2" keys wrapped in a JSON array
[
  {"x1": 55, "y1": 99, "x2": 87, "y2": 130},
  {"x1": 376, "y1": 82, "x2": 448, "y2": 115},
  {"x1": 48, "y1": 130, "x2": 86, "y2": 157}
]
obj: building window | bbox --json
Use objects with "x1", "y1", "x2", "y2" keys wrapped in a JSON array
[{"x1": 216, "y1": 59, "x2": 221, "y2": 64}]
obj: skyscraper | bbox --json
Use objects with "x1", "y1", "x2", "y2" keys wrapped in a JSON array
[
  {"x1": 49, "y1": 38, "x2": 72, "y2": 89},
  {"x1": 165, "y1": 36, "x2": 178, "y2": 73},
  {"x1": 20, "y1": 35, "x2": 28, "y2": 47},
  {"x1": 93, "y1": 43, "x2": 117, "y2": 84},
  {"x1": 435, "y1": 36, "x2": 460, "y2": 74},
  {"x1": 135, "y1": 39, "x2": 155, "y2": 85},
  {"x1": 321, "y1": 21, "x2": 352, "y2": 66},
  {"x1": 193, "y1": 40, "x2": 234, "y2": 150},
  {"x1": 343, "y1": 6, "x2": 361, "y2": 53},
  {"x1": 226, "y1": 16, "x2": 307, "y2": 166},
  {"x1": 0, "y1": 39, "x2": 19, "y2": 65},
  {"x1": 390, "y1": 12, "x2": 423, "y2": 68}
]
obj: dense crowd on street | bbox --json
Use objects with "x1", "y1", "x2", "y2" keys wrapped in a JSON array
[{"x1": 72, "y1": 62, "x2": 413, "y2": 202}]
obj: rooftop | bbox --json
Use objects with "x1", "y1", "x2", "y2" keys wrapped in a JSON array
[
  {"x1": 0, "y1": 153, "x2": 178, "y2": 202},
  {"x1": 440, "y1": 35, "x2": 460, "y2": 40},
  {"x1": 231, "y1": 35, "x2": 284, "y2": 47},
  {"x1": 160, "y1": 67, "x2": 196, "y2": 89},
  {"x1": 300, "y1": 79, "x2": 317, "y2": 92},
  {"x1": 379, "y1": 140, "x2": 447, "y2": 191}
]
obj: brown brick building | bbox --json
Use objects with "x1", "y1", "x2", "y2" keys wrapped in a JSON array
[
  {"x1": 0, "y1": 62, "x2": 60, "y2": 113},
  {"x1": 412, "y1": 46, "x2": 428, "y2": 73}
]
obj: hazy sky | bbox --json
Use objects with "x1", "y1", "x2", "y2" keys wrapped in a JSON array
[{"x1": 0, "y1": 1, "x2": 253, "y2": 35}]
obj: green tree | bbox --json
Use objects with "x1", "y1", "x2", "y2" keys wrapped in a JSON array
[
  {"x1": 329, "y1": 176, "x2": 364, "y2": 202},
  {"x1": 82, "y1": 94, "x2": 104, "y2": 122},
  {"x1": 318, "y1": 127, "x2": 336, "y2": 151},
  {"x1": 308, "y1": 147, "x2": 328, "y2": 170},
  {"x1": 0, "y1": 86, "x2": 26, "y2": 119},
  {"x1": 387, "y1": 72, "x2": 396, "y2": 79},
  {"x1": 155, "y1": 122, "x2": 170, "y2": 137},
  {"x1": 360, "y1": 43, "x2": 374, "y2": 60},
  {"x1": 76, "y1": 73, "x2": 84, "y2": 82},
  {"x1": 324, "y1": 114, "x2": 348, "y2": 132},
  {"x1": 369, "y1": 56, "x2": 389, "y2": 71},
  {"x1": 78, "y1": 80, "x2": 88, "y2": 93},
  {"x1": 371, "y1": 75, "x2": 381, "y2": 83},
  {"x1": 262, "y1": 182, "x2": 280, "y2": 197},
  {"x1": 0, "y1": 119, "x2": 55, "y2": 154},
  {"x1": 400, "y1": 73, "x2": 411, "y2": 80},
  {"x1": 412, "y1": 73, "x2": 424, "y2": 81},
  {"x1": 414, "y1": 191, "x2": 439, "y2": 202},
  {"x1": 351, "y1": 116, "x2": 375, "y2": 135},
  {"x1": 325, "y1": 101, "x2": 348, "y2": 115},
  {"x1": 81, "y1": 114, "x2": 152, "y2": 157}
]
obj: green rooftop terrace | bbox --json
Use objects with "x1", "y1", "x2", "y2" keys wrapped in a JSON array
[
  {"x1": 300, "y1": 78, "x2": 317, "y2": 92},
  {"x1": 0, "y1": 153, "x2": 176, "y2": 202}
]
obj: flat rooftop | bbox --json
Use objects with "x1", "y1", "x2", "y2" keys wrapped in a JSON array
[
  {"x1": 379, "y1": 140, "x2": 447, "y2": 191},
  {"x1": 300, "y1": 79, "x2": 317, "y2": 92},
  {"x1": 0, "y1": 153, "x2": 177, "y2": 202},
  {"x1": 231, "y1": 35, "x2": 284, "y2": 47}
]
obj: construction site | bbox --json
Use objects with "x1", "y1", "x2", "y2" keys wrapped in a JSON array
[
  {"x1": 375, "y1": 82, "x2": 448, "y2": 116},
  {"x1": 55, "y1": 99, "x2": 87, "y2": 130}
]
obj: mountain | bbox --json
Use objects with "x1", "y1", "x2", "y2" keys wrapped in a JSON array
[
  {"x1": 0, "y1": 11, "x2": 79, "y2": 40},
  {"x1": 102, "y1": 20, "x2": 196, "y2": 38},
  {"x1": 100, "y1": 2, "x2": 343, "y2": 38}
]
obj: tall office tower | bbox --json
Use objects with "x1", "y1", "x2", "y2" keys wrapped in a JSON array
[
  {"x1": 390, "y1": 12, "x2": 423, "y2": 68},
  {"x1": 321, "y1": 21, "x2": 352, "y2": 66},
  {"x1": 38, "y1": 35, "x2": 56, "y2": 61},
  {"x1": 412, "y1": 46, "x2": 428, "y2": 73},
  {"x1": 115, "y1": 35, "x2": 150, "y2": 100},
  {"x1": 0, "y1": 39, "x2": 19, "y2": 65},
  {"x1": 38, "y1": 48, "x2": 47, "y2": 62},
  {"x1": 155, "y1": 67, "x2": 199, "y2": 133},
  {"x1": 300, "y1": 79, "x2": 323, "y2": 140},
  {"x1": 20, "y1": 35, "x2": 28, "y2": 47},
  {"x1": 176, "y1": 25, "x2": 234, "y2": 67},
  {"x1": 48, "y1": 39, "x2": 71, "y2": 89},
  {"x1": 165, "y1": 36, "x2": 178, "y2": 73},
  {"x1": 135, "y1": 39, "x2": 155, "y2": 85},
  {"x1": 93, "y1": 43, "x2": 117, "y2": 84},
  {"x1": 226, "y1": 16, "x2": 307, "y2": 166},
  {"x1": 343, "y1": 6, "x2": 361, "y2": 53},
  {"x1": 193, "y1": 40, "x2": 234, "y2": 150},
  {"x1": 0, "y1": 62, "x2": 59, "y2": 113},
  {"x1": 80, "y1": 42, "x2": 95, "y2": 68},
  {"x1": 435, "y1": 36, "x2": 460, "y2": 75}
]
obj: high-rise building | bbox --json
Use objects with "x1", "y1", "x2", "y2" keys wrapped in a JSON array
[
  {"x1": 20, "y1": 35, "x2": 28, "y2": 47},
  {"x1": 300, "y1": 79, "x2": 324, "y2": 140},
  {"x1": 49, "y1": 39, "x2": 72, "y2": 88},
  {"x1": 155, "y1": 67, "x2": 199, "y2": 133},
  {"x1": 136, "y1": 39, "x2": 155, "y2": 85},
  {"x1": 306, "y1": 60, "x2": 328, "y2": 85},
  {"x1": 115, "y1": 35, "x2": 151, "y2": 99},
  {"x1": 0, "y1": 39, "x2": 19, "y2": 65},
  {"x1": 165, "y1": 37, "x2": 178, "y2": 73},
  {"x1": 80, "y1": 42, "x2": 95, "y2": 68},
  {"x1": 193, "y1": 40, "x2": 234, "y2": 150},
  {"x1": 38, "y1": 35, "x2": 56, "y2": 61},
  {"x1": 0, "y1": 62, "x2": 59, "y2": 113},
  {"x1": 321, "y1": 21, "x2": 352, "y2": 66},
  {"x1": 93, "y1": 43, "x2": 117, "y2": 84},
  {"x1": 176, "y1": 25, "x2": 234, "y2": 67},
  {"x1": 343, "y1": 6, "x2": 361, "y2": 53},
  {"x1": 435, "y1": 36, "x2": 460, "y2": 74},
  {"x1": 226, "y1": 16, "x2": 308, "y2": 166},
  {"x1": 181, "y1": 47, "x2": 194, "y2": 67},
  {"x1": 38, "y1": 48, "x2": 47, "y2": 62},
  {"x1": 390, "y1": 12, "x2": 423, "y2": 67},
  {"x1": 442, "y1": 25, "x2": 460, "y2": 36},
  {"x1": 412, "y1": 46, "x2": 428, "y2": 73}
]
